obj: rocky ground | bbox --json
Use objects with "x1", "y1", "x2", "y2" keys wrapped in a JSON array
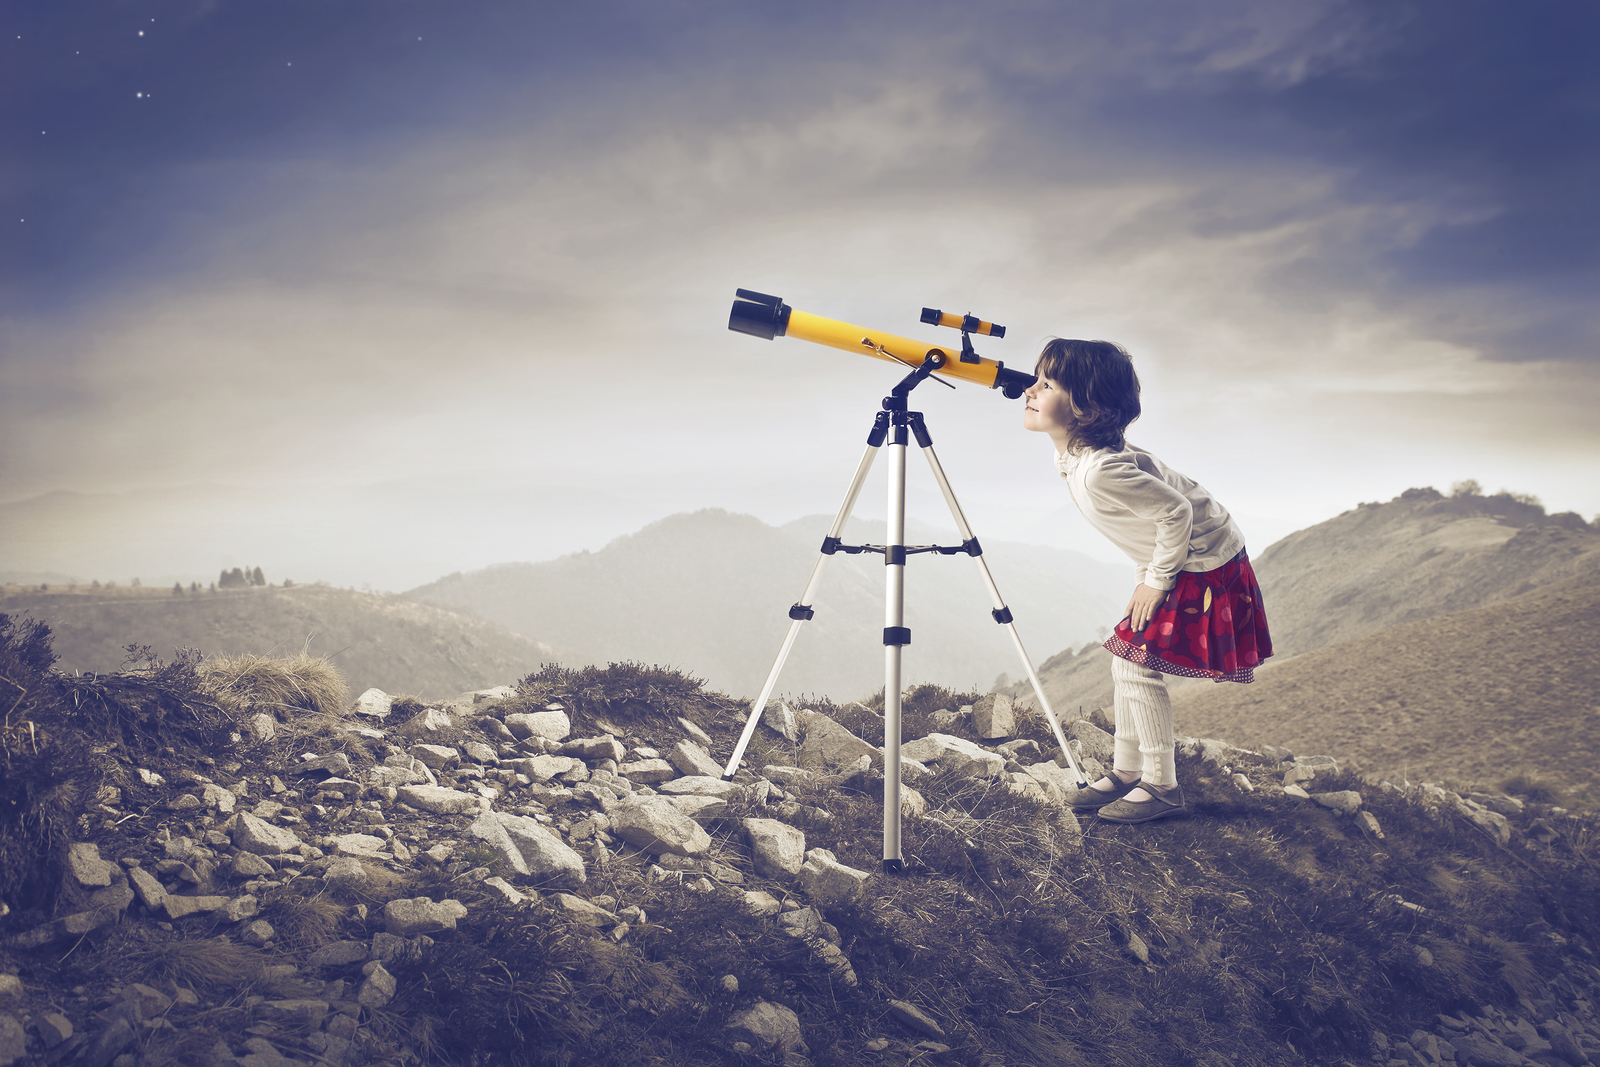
[{"x1": 2, "y1": 663, "x2": 1598, "y2": 1067}]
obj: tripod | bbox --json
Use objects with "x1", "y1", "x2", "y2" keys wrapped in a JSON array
[{"x1": 720, "y1": 351, "x2": 1089, "y2": 870}]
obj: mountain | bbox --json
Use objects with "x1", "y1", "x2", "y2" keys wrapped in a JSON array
[
  {"x1": 1010, "y1": 486, "x2": 1600, "y2": 745},
  {"x1": 0, "y1": 582, "x2": 567, "y2": 700},
  {"x1": 404, "y1": 508, "x2": 1127, "y2": 702}
]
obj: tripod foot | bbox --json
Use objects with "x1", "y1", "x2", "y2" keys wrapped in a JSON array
[{"x1": 881, "y1": 858, "x2": 904, "y2": 873}]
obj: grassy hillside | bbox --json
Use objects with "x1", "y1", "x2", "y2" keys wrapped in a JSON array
[
  {"x1": 0, "y1": 581, "x2": 567, "y2": 700},
  {"x1": 1173, "y1": 580, "x2": 1600, "y2": 806},
  {"x1": 406, "y1": 508, "x2": 1125, "y2": 702}
]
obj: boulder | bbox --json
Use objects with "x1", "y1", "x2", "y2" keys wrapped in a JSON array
[
  {"x1": 744, "y1": 818, "x2": 806, "y2": 878},
  {"x1": 394, "y1": 707, "x2": 457, "y2": 740},
  {"x1": 618, "y1": 758, "x2": 676, "y2": 784},
  {"x1": 67, "y1": 843, "x2": 116, "y2": 887},
  {"x1": 298, "y1": 752, "x2": 352, "y2": 776},
  {"x1": 764, "y1": 701, "x2": 799, "y2": 742},
  {"x1": 668, "y1": 740, "x2": 724, "y2": 778},
  {"x1": 505, "y1": 709, "x2": 571, "y2": 743},
  {"x1": 901, "y1": 733, "x2": 1004, "y2": 777},
  {"x1": 798, "y1": 848, "x2": 872, "y2": 907},
  {"x1": 726, "y1": 1001, "x2": 808, "y2": 1058},
  {"x1": 494, "y1": 813, "x2": 587, "y2": 889},
  {"x1": 796, "y1": 711, "x2": 880, "y2": 772},
  {"x1": 971, "y1": 693, "x2": 1014, "y2": 739},
  {"x1": 384, "y1": 897, "x2": 467, "y2": 936},
  {"x1": 1282, "y1": 756, "x2": 1338, "y2": 787},
  {"x1": 353, "y1": 688, "x2": 393, "y2": 718},
  {"x1": 610, "y1": 797, "x2": 712, "y2": 858},
  {"x1": 396, "y1": 785, "x2": 483, "y2": 814},
  {"x1": 659, "y1": 775, "x2": 741, "y2": 798},
  {"x1": 324, "y1": 857, "x2": 371, "y2": 891},
  {"x1": 563, "y1": 735, "x2": 626, "y2": 762},
  {"x1": 233, "y1": 813, "x2": 302, "y2": 856},
  {"x1": 408, "y1": 744, "x2": 461, "y2": 770},
  {"x1": 1311, "y1": 791, "x2": 1363, "y2": 814},
  {"x1": 465, "y1": 811, "x2": 532, "y2": 877}
]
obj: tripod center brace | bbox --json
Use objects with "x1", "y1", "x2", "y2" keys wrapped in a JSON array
[{"x1": 720, "y1": 345, "x2": 1090, "y2": 872}]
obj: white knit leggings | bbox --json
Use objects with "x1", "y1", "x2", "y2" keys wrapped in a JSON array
[{"x1": 1111, "y1": 655, "x2": 1176, "y2": 789}]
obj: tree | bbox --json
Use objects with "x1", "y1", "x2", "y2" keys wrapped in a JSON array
[
  {"x1": 172, "y1": 582, "x2": 183, "y2": 596},
  {"x1": 1451, "y1": 479, "x2": 1483, "y2": 498},
  {"x1": 252, "y1": 566, "x2": 265, "y2": 586}
]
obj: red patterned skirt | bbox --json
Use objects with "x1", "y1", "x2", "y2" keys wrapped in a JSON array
[{"x1": 1105, "y1": 551, "x2": 1273, "y2": 683}]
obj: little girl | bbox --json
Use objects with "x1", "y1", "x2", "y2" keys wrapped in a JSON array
[{"x1": 1022, "y1": 338, "x2": 1272, "y2": 823}]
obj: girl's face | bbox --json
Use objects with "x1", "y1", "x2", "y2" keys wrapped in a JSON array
[{"x1": 1022, "y1": 374, "x2": 1077, "y2": 446}]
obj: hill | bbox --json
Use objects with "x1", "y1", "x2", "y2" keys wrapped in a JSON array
[
  {"x1": 404, "y1": 508, "x2": 1126, "y2": 702},
  {"x1": 1, "y1": 636, "x2": 1597, "y2": 1067},
  {"x1": 1172, "y1": 579, "x2": 1600, "y2": 804},
  {"x1": 0, "y1": 582, "x2": 567, "y2": 700},
  {"x1": 1009, "y1": 487, "x2": 1600, "y2": 775}
]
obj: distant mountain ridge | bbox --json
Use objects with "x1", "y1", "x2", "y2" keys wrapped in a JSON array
[
  {"x1": 0, "y1": 583, "x2": 568, "y2": 700},
  {"x1": 405, "y1": 508, "x2": 1127, "y2": 702}
]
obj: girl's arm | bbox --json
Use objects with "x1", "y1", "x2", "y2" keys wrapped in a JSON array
[
  {"x1": 1125, "y1": 583, "x2": 1169, "y2": 632},
  {"x1": 1088, "y1": 459, "x2": 1194, "y2": 590}
]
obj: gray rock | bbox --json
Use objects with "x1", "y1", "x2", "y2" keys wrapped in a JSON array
[
  {"x1": 726, "y1": 1000, "x2": 808, "y2": 1057},
  {"x1": 1282, "y1": 755, "x2": 1338, "y2": 787},
  {"x1": 82, "y1": 1015, "x2": 136, "y2": 1067},
  {"x1": 611, "y1": 796, "x2": 713, "y2": 858},
  {"x1": 505, "y1": 709, "x2": 571, "y2": 743},
  {"x1": 36, "y1": 1011, "x2": 73, "y2": 1049},
  {"x1": 67, "y1": 842, "x2": 116, "y2": 887},
  {"x1": 660, "y1": 775, "x2": 742, "y2": 798},
  {"x1": 224, "y1": 894, "x2": 260, "y2": 922},
  {"x1": 886, "y1": 999, "x2": 945, "y2": 1036},
  {"x1": 764, "y1": 700, "x2": 799, "y2": 741},
  {"x1": 971, "y1": 693, "x2": 1015, "y2": 739},
  {"x1": 164, "y1": 894, "x2": 228, "y2": 919},
  {"x1": 744, "y1": 818, "x2": 807, "y2": 878},
  {"x1": 618, "y1": 758, "x2": 676, "y2": 784},
  {"x1": 384, "y1": 896, "x2": 467, "y2": 936},
  {"x1": 128, "y1": 866, "x2": 167, "y2": 909},
  {"x1": 668, "y1": 740, "x2": 724, "y2": 778},
  {"x1": 394, "y1": 706, "x2": 458, "y2": 740},
  {"x1": 353, "y1": 688, "x2": 393, "y2": 718},
  {"x1": 494, "y1": 812, "x2": 588, "y2": 889},
  {"x1": 549, "y1": 893, "x2": 620, "y2": 927},
  {"x1": 662, "y1": 795, "x2": 727, "y2": 821},
  {"x1": 233, "y1": 812, "x2": 302, "y2": 856},
  {"x1": 466, "y1": 810, "x2": 532, "y2": 876},
  {"x1": 247, "y1": 712, "x2": 277, "y2": 742},
  {"x1": 462, "y1": 741, "x2": 499, "y2": 764},
  {"x1": 331, "y1": 833, "x2": 387, "y2": 858},
  {"x1": 798, "y1": 848, "x2": 871, "y2": 907},
  {"x1": 324, "y1": 856, "x2": 370, "y2": 890},
  {"x1": 308, "y1": 940, "x2": 370, "y2": 968},
  {"x1": 901, "y1": 733, "x2": 1004, "y2": 777},
  {"x1": 1065, "y1": 719, "x2": 1115, "y2": 763},
  {"x1": 796, "y1": 711, "x2": 880, "y2": 772},
  {"x1": 396, "y1": 785, "x2": 482, "y2": 814},
  {"x1": 408, "y1": 744, "x2": 460, "y2": 769},
  {"x1": 1452, "y1": 1033, "x2": 1530, "y2": 1067},
  {"x1": 563, "y1": 735, "x2": 627, "y2": 762},
  {"x1": 230, "y1": 852, "x2": 275, "y2": 877},
  {"x1": 358, "y1": 961, "x2": 397, "y2": 1009},
  {"x1": 743, "y1": 891, "x2": 782, "y2": 917},
  {"x1": 202, "y1": 782, "x2": 237, "y2": 814},
  {"x1": 1357, "y1": 811, "x2": 1386, "y2": 839},
  {"x1": 471, "y1": 686, "x2": 518, "y2": 703},
  {"x1": 1311, "y1": 790, "x2": 1363, "y2": 814},
  {"x1": 298, "y1": 752, "x2": 352, "y2": 776},
  {"x1": 0, "y1": 1013, "x2": 23, "y2": 1067},
  {"x1": 678, "y1": 716, "x2": 714, "y2": 747}
]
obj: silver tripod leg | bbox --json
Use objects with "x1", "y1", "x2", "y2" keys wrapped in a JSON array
[
  {"x1": 917, "y1": 435, "x2": 1089, "y2": 787},
  {"x1": 720, "y1": 425, "x2": 886, "y2": 780},
  {"x1": 882, "y1": 418, "x2": 908, "y2": 869}
]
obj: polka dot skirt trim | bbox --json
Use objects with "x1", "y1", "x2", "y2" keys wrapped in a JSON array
[{"x1": 1105, "y1": 551, "x2": 1273, "y2": 684}]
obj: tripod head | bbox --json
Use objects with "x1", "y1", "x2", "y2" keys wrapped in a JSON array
[{"x1": 729, "y1": 289, "x2": 1038, "y2": 399}]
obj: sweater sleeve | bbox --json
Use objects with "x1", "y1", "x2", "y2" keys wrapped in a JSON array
[{"x1": 1085, "y1": 457, "x2": 1194, "y2": 590}]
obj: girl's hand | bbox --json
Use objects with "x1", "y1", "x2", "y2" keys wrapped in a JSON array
[{"x1": 1124, "y1": 583, "x2": 1169, "y2": 633}]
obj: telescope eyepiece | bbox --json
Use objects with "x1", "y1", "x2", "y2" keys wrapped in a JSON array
[
  {"x1": 730, "y1": 289, "x2": 792, "y2": 340},
  {"x1": 921, "y1": 307, "x2": 1005, "y2": 339}
]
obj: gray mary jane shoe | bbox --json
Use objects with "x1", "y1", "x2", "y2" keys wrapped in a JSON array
[
  {"x1": 1064, "y1": 775, "x2": 1143, "y2": 811},
  {"x1": 1098, "y1": 785, "x2": 1187, "y2": 824}
]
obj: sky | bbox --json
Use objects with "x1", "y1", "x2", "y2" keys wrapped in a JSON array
[{"x1": 3, "y1": 0, "x2": 1598, "y2": 592}]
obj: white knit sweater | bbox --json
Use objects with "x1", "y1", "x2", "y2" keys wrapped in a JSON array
[{"x1": 1055, "y1": 443, "x2": 1246, "y2": 591}]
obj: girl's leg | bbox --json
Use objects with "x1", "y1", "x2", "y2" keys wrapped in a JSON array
[{"x1": 1111, "y1": 655, "x2": 1176, "y2": 790}]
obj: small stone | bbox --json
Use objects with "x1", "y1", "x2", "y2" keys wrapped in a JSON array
[
  {"x1": 324, "y1": 856, "x2": 370, "y2": 890},
  {"x1": 798, "y1": 848, "x2": 871, "y2": 906},
  {"x1": 971, "y1": 693, "x2": 1015, "y2": 739},
  {"x1": 720, "y1": 974, "x2": 739, "y2": 994},
  {"x1": 353, "y1": 688, "x2": 393, "y2": 718},
  {"x1": 1231, "y1": 773, "x2": 1254, "y2": 793},
  {"x1": 886, "y1": 999, "x2": 945, "y2": 1037},
  {"x1": 357, "y1": 962, "x2": 397, "y2": 1009},
  {"x1": 1311, "y1": 790, "x2": 1363, "y2": 814},
  {"x1": 1357, "y1": 811, "x2": 1385, "y2": 838},
  {"x1": 384, "y1": 896, "x2": 467, "y2": 936},
  {"x1": 36, "y1": 1012, "x2": 73, "y2": 1049},
  {"x1": 164, "y1": 894, "x2": 228, "y2": 919},
  {"x1": 241, "y1": 919, "x2": 276, "y2": 946}
]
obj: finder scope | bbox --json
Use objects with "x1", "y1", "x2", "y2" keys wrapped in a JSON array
[{"x1": 728, "y1": 289, "x2": 1037, "y2": 399}]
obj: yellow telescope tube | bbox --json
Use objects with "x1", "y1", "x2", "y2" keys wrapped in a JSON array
[{"x1": 729, "y1": 289, "x2": 1037, "y2": 397}]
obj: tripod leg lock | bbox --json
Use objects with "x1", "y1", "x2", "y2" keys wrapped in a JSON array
[
  {"x1": 962, "y1": 537, "x2": 982, "y2": 556},
  {"x1": 820, "y1": 536, "x2": 843, "y2": 555},
  {"x1": 886, "y1": 545, "x2": 906, "y2": 566},
  {"x1": 883, "y1": 626, "x2": 911, "y2": 646},
  {"x1": 789, "y1": 603, "x2": 815, "y2": 621},
  {"x1": 991, "y1": 607, "x2": 1013, "y2": 624}
]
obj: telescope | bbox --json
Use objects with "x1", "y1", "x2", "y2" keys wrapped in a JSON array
[{"x1": 728, "y1": 289, "x2": 1038, "y2": 398}]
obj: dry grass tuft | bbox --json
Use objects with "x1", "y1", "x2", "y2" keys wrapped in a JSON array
[{"x1": 198, "y1": 652, "x2": 347, "y2": 721}]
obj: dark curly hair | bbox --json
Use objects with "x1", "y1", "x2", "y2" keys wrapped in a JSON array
[{"x1": 1035, "y1": 338, "x2": 1141, "y2": 452}]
